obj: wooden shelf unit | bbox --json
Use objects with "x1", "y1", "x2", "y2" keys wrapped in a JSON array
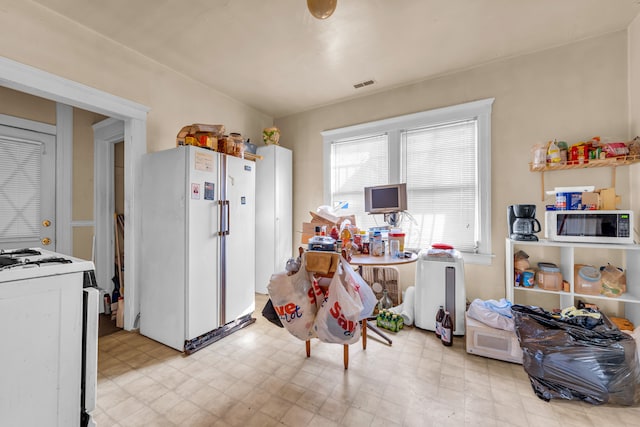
[{"x1": 529, "y1": 154, "x2": 640, "y2": 201}]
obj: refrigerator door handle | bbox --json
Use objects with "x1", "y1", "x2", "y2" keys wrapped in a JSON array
[
  {"x1": 223, "y1": 200, "x2": 230, "y2": 235},
  {"x1": 217, "y1": 200, "x2": 225, "y2": 236}
]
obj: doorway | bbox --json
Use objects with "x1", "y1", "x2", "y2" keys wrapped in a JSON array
[
  {"x1": 93, "y1": 118, "x2": 126, "y2": 331},
  {"x1": 0, "y1": 56, "x2": 149, "y2": 331}
]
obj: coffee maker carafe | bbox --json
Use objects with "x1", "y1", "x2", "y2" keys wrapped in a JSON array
[{"x1": 507, "y1": 204, "x2": 541, "y2": 241}]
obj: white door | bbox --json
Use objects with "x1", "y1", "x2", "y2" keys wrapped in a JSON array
[
  {"x1": 224, "y1": 155, "x2": 256, "y2": 323},
  {"x1": 0, "y1": 125, "x2": 56, "y2": 251},
  {"x1": 186, "y1": 147, "x2": 221, "y2": 339}
]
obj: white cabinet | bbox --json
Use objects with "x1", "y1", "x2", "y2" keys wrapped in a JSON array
[
  {"x1": 255, "y1": 145, "x2": 292, "y2": 294},
  {"x1": 505, "y1": 238, "x2": 640, "y2": 324}
]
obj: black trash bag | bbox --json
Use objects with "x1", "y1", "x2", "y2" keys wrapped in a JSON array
[
  {"x1": 512, "y1": 304, "x2": 640, "y2": 406},
  {"x1": 262, "y1": 298, "x2": 284, "y2": 328}
]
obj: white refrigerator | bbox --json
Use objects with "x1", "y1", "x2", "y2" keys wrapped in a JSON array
[{"x1": 140, "y1": 146, "x2": 256, "y2": 353}]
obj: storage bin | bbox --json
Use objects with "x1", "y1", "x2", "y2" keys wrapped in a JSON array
[
  {"x1": 574, "y1": 264, "x2": 602, "y2": 295},
  {"x1": 536, "y1": 262, "x2": 562, "y2": 291},
  {"x1": 465, "y1": 312, "x2": 523, "y2": 364}
]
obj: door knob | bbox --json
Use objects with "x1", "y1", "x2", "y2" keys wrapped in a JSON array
[
  {"x1": 41, "y1": 237, "x2": 51, "y2": 246},
  {"x1": 42, "y1": 219, "x2": 51, "y2": 227}
]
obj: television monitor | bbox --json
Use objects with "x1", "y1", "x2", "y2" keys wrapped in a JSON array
[{"x1": 364, "y1": 183, "x2": 407, "y2": 214}]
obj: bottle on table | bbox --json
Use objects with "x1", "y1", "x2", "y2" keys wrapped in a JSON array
[
  {"x1": 330, "y1": 225, "x2": 339, "y2": 240},
  {"x1": 361, "y1": 231, "x2": 370, "y2": 255}
]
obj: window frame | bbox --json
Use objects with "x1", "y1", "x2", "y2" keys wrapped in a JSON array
[{"x1": 322, "y1": 98, "x2": 495, "y2": 265}]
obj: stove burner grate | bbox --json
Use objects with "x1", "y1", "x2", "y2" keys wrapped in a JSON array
[
  {"x1": 0, "y1": 248, "x2": 42, "y2": 257},
  {"x1": 0, "y1": 257, "x2": 73, "y2": 271}
]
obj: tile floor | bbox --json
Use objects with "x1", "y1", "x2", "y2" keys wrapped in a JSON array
[{"x1": 95, "y1": 294, "x2": 640, "y2": 426}]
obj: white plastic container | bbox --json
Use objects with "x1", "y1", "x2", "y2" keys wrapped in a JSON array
[
  {"x1": 465, "y1": 313, "x2": 523, "y2": 364},
  {"x1": 414, "y1": 249, "x2": 466, "y2": 335}
]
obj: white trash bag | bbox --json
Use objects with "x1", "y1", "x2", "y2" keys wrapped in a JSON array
[
  {"x1": 267, "y1": 253, "x2": 317, "y2": 341},
  {"x1": 313, "y1": 262, "x2": 363, "y2": 345}
]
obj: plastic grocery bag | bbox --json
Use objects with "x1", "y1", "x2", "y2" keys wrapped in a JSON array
[
  {"x1": 267, "y1": 253, "x2": 317, "y2": 341},
  {"x1": 339, "y1": 256, "x2": 377, "y2": 320},
  {"x1": 512, "y1": 304, "x2": 640, "y2": 406},
  {"x1": 313, "y1": 263, "x2": 363, "y2": 345}
]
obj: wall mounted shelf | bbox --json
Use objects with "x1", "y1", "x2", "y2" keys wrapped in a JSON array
[{"x1": 529, "y1": 154, "x2": 640, "y2": 200}]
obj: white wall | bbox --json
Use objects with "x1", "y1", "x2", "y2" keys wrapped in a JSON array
[
  {"x1": 630, "y1": 15, "x2": 640, "y2": 234},
  {"x1": 0, "y1": 2, "x2": 273, "y2": 150},
  {"x1": 276, "y1": 31, "x2": 630, "y2": 301}
]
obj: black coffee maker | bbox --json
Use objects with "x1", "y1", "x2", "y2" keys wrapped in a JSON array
[{"x1": 507, "y1": 204, "x2": 541, "y2": 241}]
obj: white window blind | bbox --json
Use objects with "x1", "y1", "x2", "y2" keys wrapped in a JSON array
[
  {"x1": 0, "y1": 139, "x2": 41, "y2": 241},
  {"x1": 402, "y1": 120, "x2": 477, "y2": 252},
  {"x1": 331, "y1": 134, "x2": 388, "y2": 231}
]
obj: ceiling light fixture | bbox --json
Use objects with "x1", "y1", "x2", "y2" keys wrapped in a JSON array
[{"x1": 307, "y1": 0, "x2": 337, "y2": 19}]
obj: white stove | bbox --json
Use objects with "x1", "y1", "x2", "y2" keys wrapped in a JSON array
[{"x1": 0, "y1": 248, "x2": 98, "y2": 427}]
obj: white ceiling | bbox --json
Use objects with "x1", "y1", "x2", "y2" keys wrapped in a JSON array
[{"x1": 32, "y1": 0, "x2": 640, "y2": 118}]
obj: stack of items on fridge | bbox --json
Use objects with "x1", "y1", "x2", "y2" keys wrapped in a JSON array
[
  {"x1": 175, "y1": 123, "x2": 261, "y2": 161},
  {"x1": 465, "y1": 298, "x2": 523, "y2": 364},
  {"x1": 512, "y1": 304, "x2": 640, "y2": 406}
]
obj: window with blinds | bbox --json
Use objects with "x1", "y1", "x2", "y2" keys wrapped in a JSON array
[
  {"x1": 402, "y1": 120, "x2": 477, "y2": 252},
  {"x1": 323, "y1": 98, "x2": 493, "y2": 262},
  {"x1": 0, "y1": 139, "x2": 41, "y2": 242},
  {"x1": 330, "y1": 134, "x2": 388, "y2": 231}
]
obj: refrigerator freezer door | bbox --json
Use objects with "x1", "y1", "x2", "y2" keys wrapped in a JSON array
[
  {"x1": 140, "y1": 148, "x2": 189, "y2": 351},
  {"x1": 223, "y1": 155, "x2": 256, "y2": 324},
  {"x1": 186, "y1": 148, "x2": 221, "y2": 339},
  {"x1": 140, "y1": 146, "x2": 221, "y2": 350}
]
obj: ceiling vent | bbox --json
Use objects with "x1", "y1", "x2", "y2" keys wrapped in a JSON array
[{"x1": 353, "y1": 79, "x2": 375, "y2": 89}]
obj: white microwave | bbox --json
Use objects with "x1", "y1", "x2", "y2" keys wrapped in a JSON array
[{"x1": 545, "y1": 210, "x2": 634, "y2": 244}]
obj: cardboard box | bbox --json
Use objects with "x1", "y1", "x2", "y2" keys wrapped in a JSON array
[
  {"x1": 599, "y1": 188, "x2": 621, "y2": 210},
  {"x1": 581, "y1": 191, "x2": 599, "y2": 209},
  {"x1": 581, "y1": 188, "x2": 621, "y2": 210},
  {"x1": 301, "y1": 212, "x2": 357, "y2": 244}
]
